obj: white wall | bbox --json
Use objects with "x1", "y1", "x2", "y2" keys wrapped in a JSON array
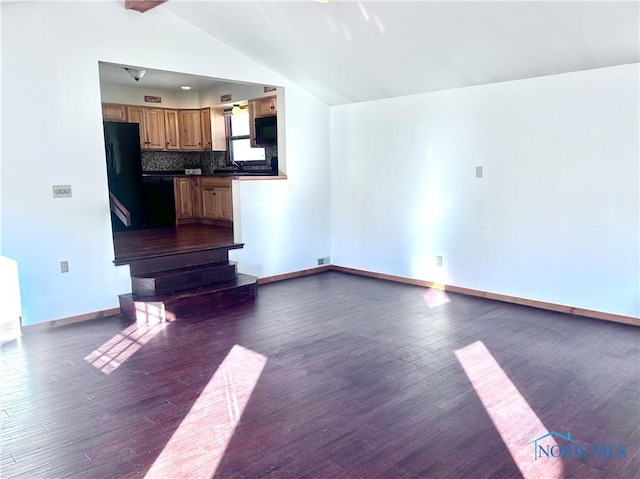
[
  {"x1": 231, "y1": 84, "x2": 331, "y2": 277},
  {"x1": 1, "y1": 2, "x2": 330, "y2": 325},
  {"x1": 100, "y1": 81, "x2": 278, "y2": 109},
  {"x1": 331, "y1": 64, "x2": 639, "y2": 317},
  {"x1": 100, "y1": 83, "x2": 182, "y2": 108},
  {"x1": 200, "y1": 83, "x2": 281, "y2": 108}
]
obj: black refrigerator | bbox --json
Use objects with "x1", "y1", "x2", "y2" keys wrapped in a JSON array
[{"x1": 104, "y1": 121, "x2": 145, "y2": 232}]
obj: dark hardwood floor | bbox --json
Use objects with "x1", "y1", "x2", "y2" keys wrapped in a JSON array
[
  {"x1": 2, "y1": 272, "x2": 638, "y2": 478},
  {"x1": 113, "y1": 224, "x2": 239, "y2": 264}
]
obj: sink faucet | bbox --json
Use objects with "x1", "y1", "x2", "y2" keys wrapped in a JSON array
[{"x1": 231, "y1": 160, "x2": 244, "y2": 172}]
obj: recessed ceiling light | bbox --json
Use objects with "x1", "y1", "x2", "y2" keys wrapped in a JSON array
[{"x1": 181, "y1": 85, "x2": 192, "y2": 90}]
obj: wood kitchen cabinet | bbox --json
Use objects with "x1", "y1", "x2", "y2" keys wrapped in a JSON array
[
  {"x1": 102, "y1": 103, "x2": 127, "y2": 122},
  {"x1": 200, "y1": 108, "x2": 212, "y2": 151},
  {"x1": 174, "y1": 177, "x2": 200, "y2": 223},
  {"x1": 252, "y1": 96, "x2": 277, "y2": 118},
  {"x1": 102, "y1": 103, "x2": 226, "y2": 152},
  {"x1": 249, "y1": 95, "x2": 277, "y2": 147},
  {"x1": 178, "y1": 110, "x2": 203, "y2": 151},
  {"x1": 200, "y1": 178, "x2": 232, "y2": 222},
  {"x1": 127, "y1": 106, "x2": 166, "y2": 150},
  {"x1": 126, "y1": 107, "x2": 146, "y2": 149},
  {"x1": 200, "y1": 108, "x2": 227, "y2": 151},
  {"x1": 164, "y1": 110, "x2": 180, "y2": 150},
  {"x1": 145, "y1": 109, "x2": 166, "y2": 150},
  {"x1": 174, "y1": 177, "x2": 232, "y2": 225}
]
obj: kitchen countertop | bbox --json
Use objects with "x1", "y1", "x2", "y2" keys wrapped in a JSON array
[{"x1": 142, "y1": 170, "x2": 287, "y2": 180}]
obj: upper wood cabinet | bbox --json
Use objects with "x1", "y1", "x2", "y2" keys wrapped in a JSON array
[
  {"x1": 252, "y1": 96, "x2": 277, "y2": 118},
  {"x1": 248, "y1": 95, "x2": 277, "y2": 147},
  {"x1": 126, "y1": 106, "x2": 165, "y2": 150},
  {"x1": 200, "y1": 108, "x2": 226, "y2": 151},
  {"x1": 126, "y1": 106, "x2": 146, "y2": 149},
  {"x1": 145, "y1": 108, "x2": 166, "y2": 150},
  {"x1": 211, "y1": 108, "x2": 226, "y2": 151},
  {"x1": 102, "y1": 103, "x2": 227, "y2": 152},
  {"x1": 179, "y1": 110, "x2": 203, "y2": 151},
  {"x1": 200, "y1": 108, "x2": 212, "y2": 151},
  {"x1": 164, "y1": 110, "x2": 180, "y2": 150},
  {"x1": 102, "y1": 103, "x2": 127, "y2": 122}
]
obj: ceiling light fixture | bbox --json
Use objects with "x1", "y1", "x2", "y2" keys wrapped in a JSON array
[
  {"x1": 180, "y1": 85, "x2": 192, "y2": 90},
  {"x1": 124, "y1": 68, "x2": 146, "y2": 82},
  {"x1": 231, "y1": 104, "x2": 242, "y2": 115}
]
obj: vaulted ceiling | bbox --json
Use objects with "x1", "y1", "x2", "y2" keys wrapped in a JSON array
[{"x1": 163, "y1": 1, "x2": 638, "y2": 106}]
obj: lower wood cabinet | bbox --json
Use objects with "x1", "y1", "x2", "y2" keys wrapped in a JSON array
[
  {"x1": 174, "y1": 177, "x2": 200, "y2": 221},
  {"x1": 174, "y1": 177, "x2": 232, "y2": 225},
  {"x1": 200, "y1": 178, "x2": 232, "y2": 222}
]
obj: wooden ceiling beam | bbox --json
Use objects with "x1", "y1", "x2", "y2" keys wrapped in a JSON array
[{"x1": 125, "y1": 0, "x2": 168, "y2": 13}]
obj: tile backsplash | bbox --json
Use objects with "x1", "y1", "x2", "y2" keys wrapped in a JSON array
[
  {"x1": 141, "y1": 151, "x2": 223, "y2": 173},
  {"x1": 142, "y1": 146, "x2": 278, "y2": 173}
]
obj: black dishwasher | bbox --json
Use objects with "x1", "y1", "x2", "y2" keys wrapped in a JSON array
[{"x1": 141, "y1": 175, "x2": 176, "y2": 228}]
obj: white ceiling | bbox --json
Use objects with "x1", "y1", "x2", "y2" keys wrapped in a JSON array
[
  {"x1": 99, "y1": 62, "x2": 232, "y2": 92},
  {"x1": 161, "y1": 1, "x2": 639, "y2": 105}
]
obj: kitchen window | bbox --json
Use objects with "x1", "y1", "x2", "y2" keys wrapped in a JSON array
[{"x1": 227, "y1": 111, "x2": 265, "y2": 163}]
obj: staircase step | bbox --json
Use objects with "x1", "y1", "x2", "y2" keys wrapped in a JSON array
[
  {"x1": 132, "y1": 262, "x2": 238, "y2": 296},
  {"x1": 119, "y1": 273, "x2": 258, "y2": 322},
  {"x1": 127, "y1": 247, "x2": 241, "y2": 276}
]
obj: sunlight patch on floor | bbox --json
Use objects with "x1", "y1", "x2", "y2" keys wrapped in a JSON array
[
  {"x1": 144, "y1": 344, "x2": 267, "y2": 478},
  {"x1": 422, "y1": 288, "x2": 451, "y2": 308},
  {"x1": 455, "y1": 341, "x2": 563, "y2": 479},
  {"x1": 84, "y1": 306, "x2": 165, "y2": 374}
]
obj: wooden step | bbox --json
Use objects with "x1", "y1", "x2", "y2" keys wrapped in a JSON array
[
  {"x1": 119, "y1": 273, "x2": 258, "y2": 322},
  {"x1": 132, "y1": 262, "x2": 238, "y2": 296},
  {"x1": 127, "y1": 247, "x2": 242, "y2": 276}
]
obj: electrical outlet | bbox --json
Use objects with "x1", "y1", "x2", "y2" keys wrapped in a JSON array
[
  {"x1": 317, "y1": 257, "x2": 331, "y2": 265},
  {"x1": 60, "y1": 261, "x2": 69, "y2": 273},
  {"x1": 436, "y1": 256, "x2": 443, "y2": 267},
  {"x1": 53, "y1": 185, "x2": 72, "y2": 198}
]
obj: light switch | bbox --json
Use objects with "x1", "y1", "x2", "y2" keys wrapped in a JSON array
[
  {"x1": 475, "y1": 166, "x2": 483, "y2": 178},
  {"x1": 53, "y1": 185, "x2": 72, "y2": 198}
]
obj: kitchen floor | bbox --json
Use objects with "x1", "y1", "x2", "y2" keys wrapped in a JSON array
[{"x1": 112, "y1": 224, "x2": 237, "y2": 263}]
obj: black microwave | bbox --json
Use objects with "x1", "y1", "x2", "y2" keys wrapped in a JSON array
[{"x1": 255, "y1": 116, "x2": 277, "y2": 146}]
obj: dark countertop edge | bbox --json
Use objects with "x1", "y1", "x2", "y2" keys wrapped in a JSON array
[
  {"x1": 142, "y1": 172, "x2": 287, "y2": 180},
  {"x1": 235, "y1": 174, "x2": 288, "y2": 181}
]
